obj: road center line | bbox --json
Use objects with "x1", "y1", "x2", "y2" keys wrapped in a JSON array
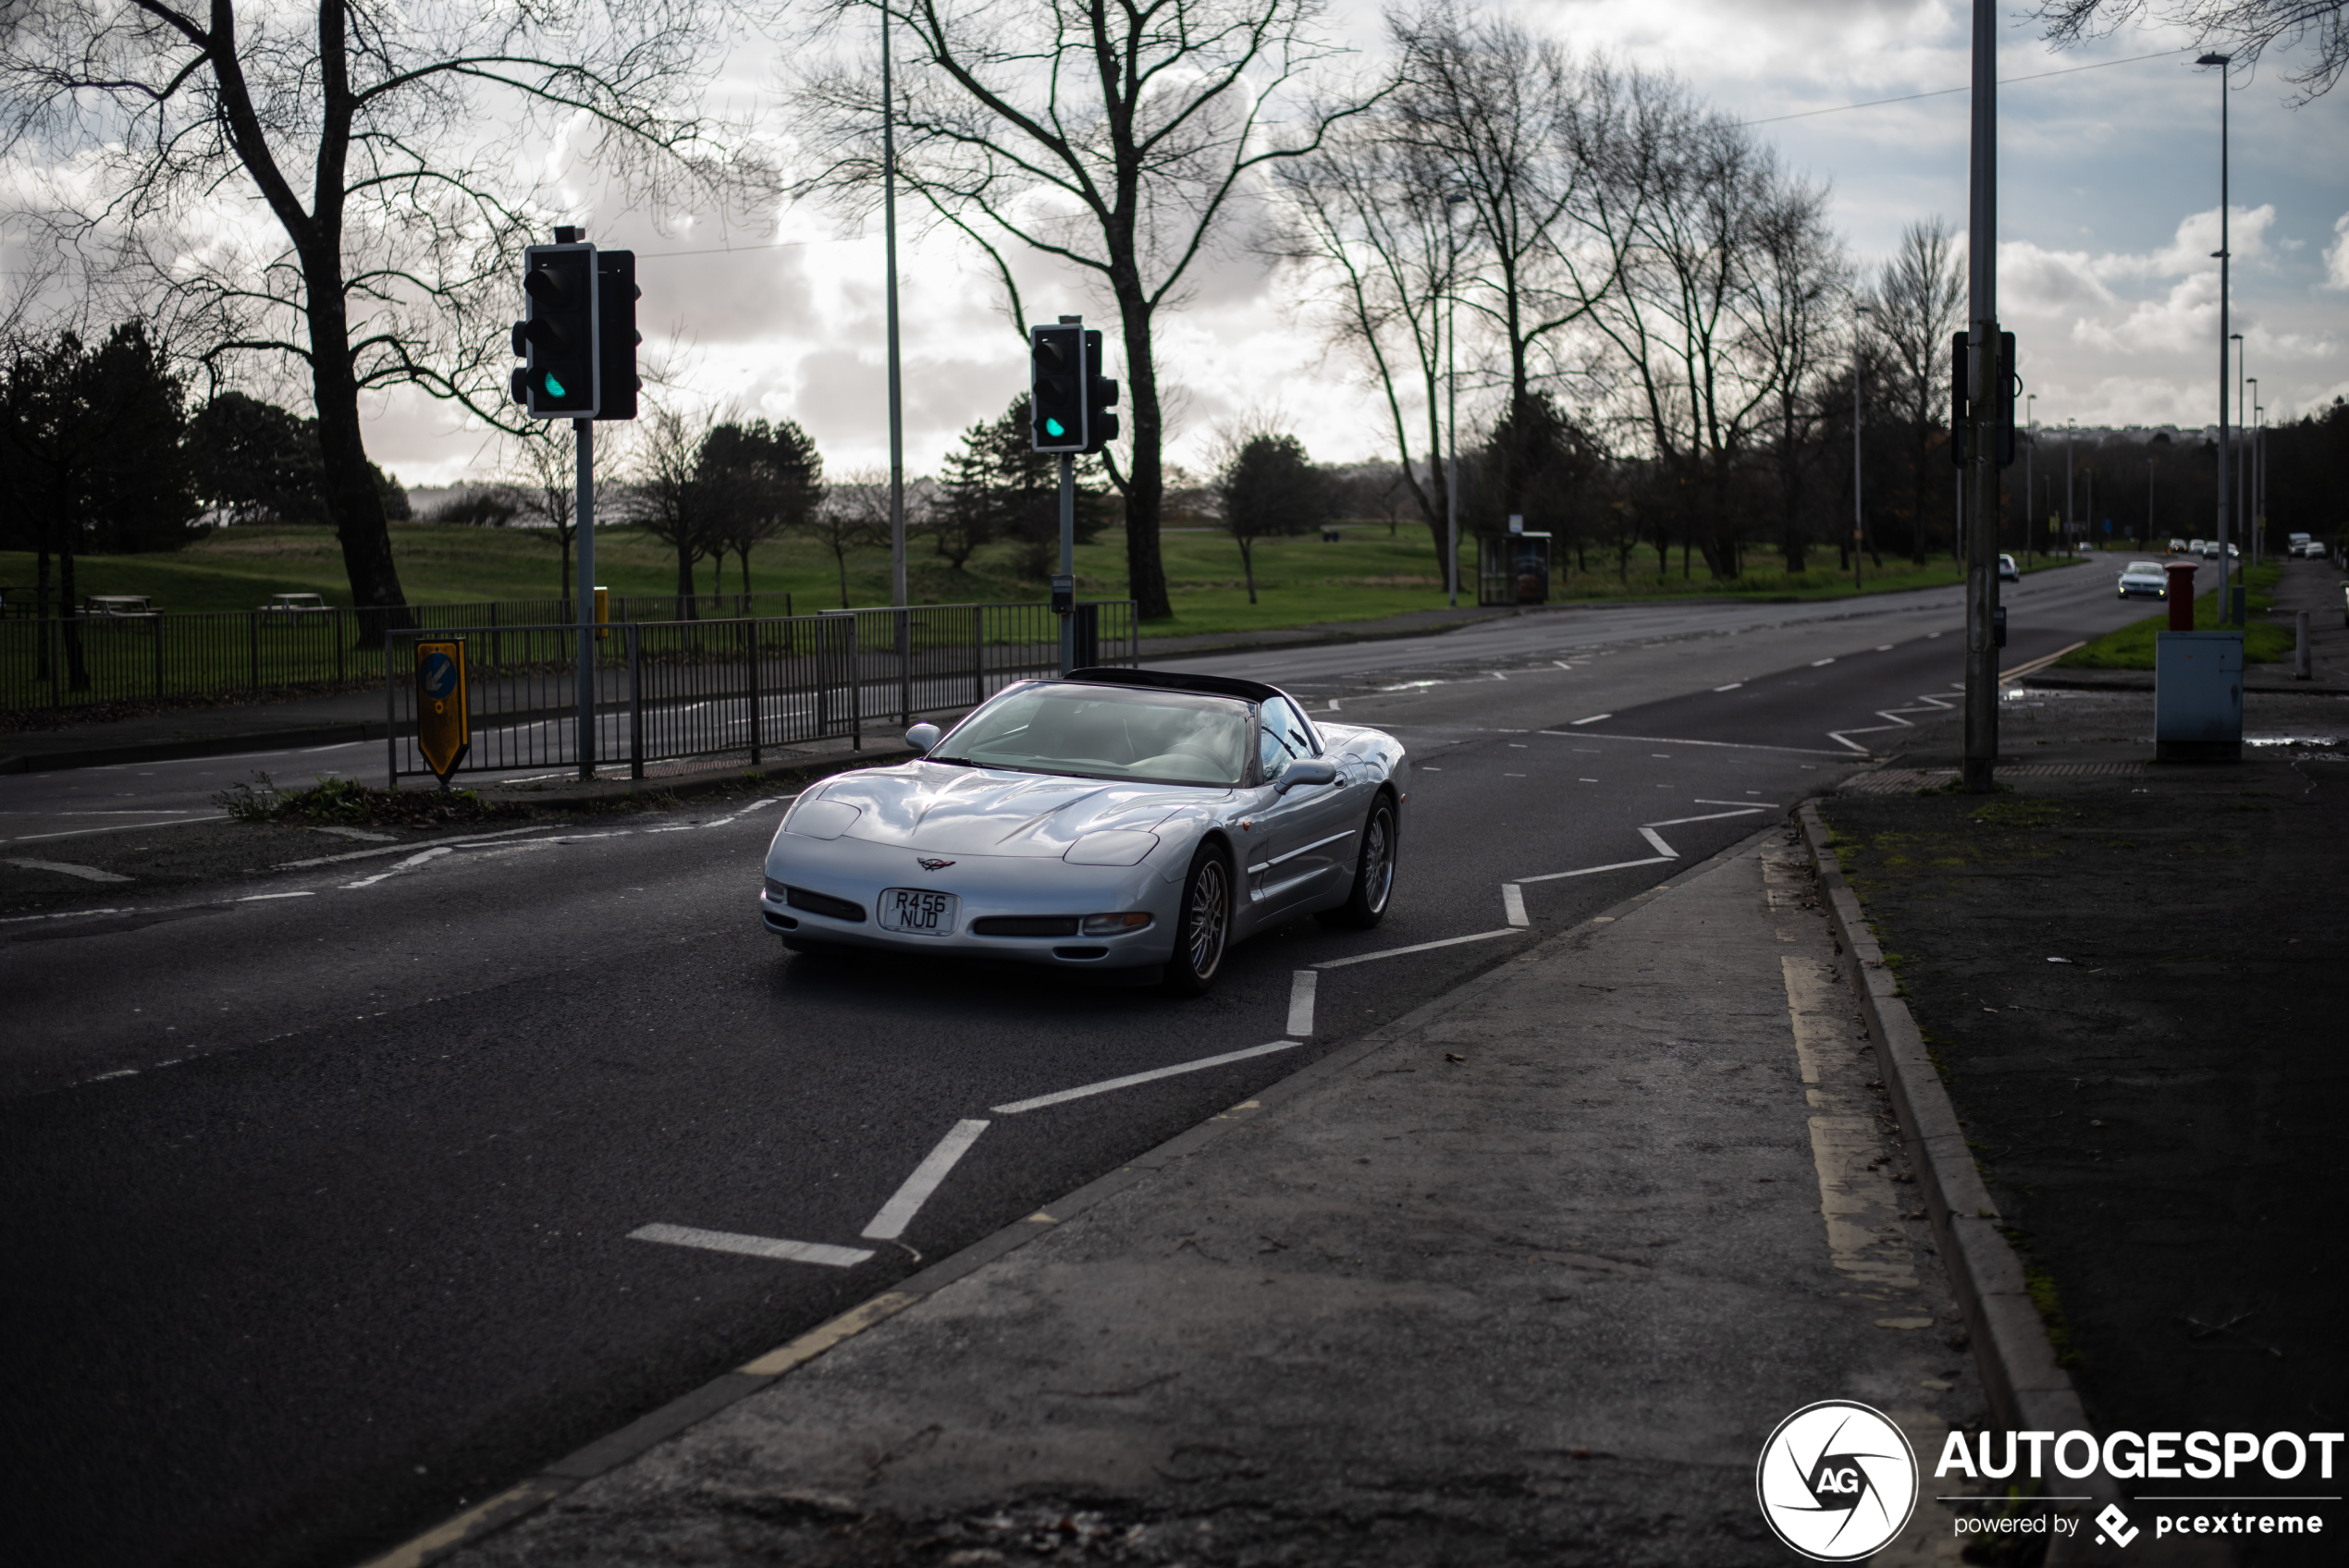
[
  {"x1": 861, "y1": 1120, "x2": 991, "y2": 1240},
  {"x1": 628, "y1": 1224, "x2": 875, "y2": 1269},
  {"x1": 1312, "y1": 929, "x2": 1521, "y2": 970},
  {"x1": 992, "y1": 1042, "x2": 1300, "y2": 1114},
  {"x1": 1286, "y1": 971, "x2": 1318, "y2": 1036},
  {"x1": 1516, "y1": 855, "x2": 1673, "y2": 885}
]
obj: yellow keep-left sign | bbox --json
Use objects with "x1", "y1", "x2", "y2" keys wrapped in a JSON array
[{"x1": 414, "y1": 638, "x2": 471, "y2": 783}]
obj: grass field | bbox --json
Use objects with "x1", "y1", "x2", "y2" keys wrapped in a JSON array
[
  {"x1": 1, "y1": 521, "x2": 2085, "y2": 635},
  {"x1": 2057, "y1": 562, "x2": 2292, "y2": 668}
]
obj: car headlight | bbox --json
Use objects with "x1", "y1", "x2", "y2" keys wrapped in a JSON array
[
  {"x1": 1081, "y1": 912, "x2": 1153, "y2": 936},
  {"x1": 1065, "y1": 830, "x2": 1160, "y2": 865},
  {"x1": 784, "y1": 799, "x2": 861, "y2": 839}
]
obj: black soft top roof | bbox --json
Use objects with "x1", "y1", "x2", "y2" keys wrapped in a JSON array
[{"x1": 1062, "y1": 666, "x2": 1278, "y2": 704}]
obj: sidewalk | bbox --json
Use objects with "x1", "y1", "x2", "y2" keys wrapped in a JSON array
[{"x1": 383, "y1": 831, "x2": 1991, "y2": 1568}]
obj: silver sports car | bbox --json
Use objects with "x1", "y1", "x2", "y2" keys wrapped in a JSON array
[{"x1": 756, "y1": 667, "x2": 1408, "y2": 993}]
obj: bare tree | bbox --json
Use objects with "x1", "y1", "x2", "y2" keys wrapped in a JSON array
[
  {"x1": 508, "y1": 424, "x2": 597, "y2": 611},
  {"x1": 1388, "y1": 3, "x2": 1628, "y2": 525},
  {"x1": 789, "y1": 0, "x2": 1378, "y2": 621},
  {"x1": 2035, "y1": 0, "x2": 2345, "y2": 100},
  {"x1": 1735, "y1": 178, "x2": 1850, "y2": 574},
  {"x1": 1585, "y1": 79, "x2": 1784, "y2": 579},
  {"x1": 627, "y1": 402, "x2": 723, "y2": 618},
  {"x1": 0, "y1": 0, "x2": 764, "y2": 625},
  {"x1": 1270, "y1": 118, "x2": 1458, "y2": 570},
  {"x1": 812, "y1": 470, "x2": 895, "y2": 608},
  {"x1": 1869, "y1": 217, "x2": 1965, "y2": 564}
]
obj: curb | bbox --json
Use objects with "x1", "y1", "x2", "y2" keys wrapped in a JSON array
[
  {"x1": 1799, "y1": 802, "x2": 2130, "y2": 1564},
  {"x1": 2021, "y1": 673, "x2": 2349, "y2": 696},
  {"x1": 0, "y1": 719, "x2": 394, "y2": 775},
  {"x1": 353, "y1": 826, "x2": 1779, "y2": 1568}
]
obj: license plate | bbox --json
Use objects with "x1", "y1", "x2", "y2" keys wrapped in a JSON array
[{"x1": 878, "y1": 888, "x2": 959, "y2": 935}]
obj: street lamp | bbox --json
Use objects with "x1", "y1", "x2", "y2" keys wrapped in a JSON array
[
  {"x1": 2065, "y1": 418, "x2": 2077, "y2": 547},
  {"x1": 882, "y1": 4, "x2": 906, "y2": 618},
  {"x1": 2023, "y1": 392, "x2": 2035, "y2": 565},
  {"x1": 2246, "y1": 375, "x2": 2258, "y2": 565},
  {"x1": 1853, "y1": 300, "x2": 1872, "y2": 588},
  {"x1": 2199, "y1": 52, "x2": 2232, "y2": 620},
  {"x1": 1444, "y1": 190, "x2": 1470, "y2": 608},
  {"x1": 2252, "y1": 397, "x2": 2265, "y2": 566}
]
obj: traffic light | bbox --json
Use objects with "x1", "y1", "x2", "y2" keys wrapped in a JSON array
[
  {"x1": 1082, "y1": 328, "x2": 1118, "y2": 453},
  {"x1": 596, "y1": 249, "x2": 641, "y2": 422},
  {"x1": 1949, "y1": 330, "x2": 2017, "y2": 468},
  {"x1": 510, "y1": 241, "x2": 598, "y2": 419},
  {"x1": 1029, "y1": 321, "x2": 1085, "y2": 452}
]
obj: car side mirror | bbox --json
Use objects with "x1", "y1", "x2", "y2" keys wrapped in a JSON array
[
  {"x1": 1273, "y1": 758, "x2": 1338, "y2": 795},
  {"x1": 905, "y1": 722, "x2": 941, "y2": 754}
]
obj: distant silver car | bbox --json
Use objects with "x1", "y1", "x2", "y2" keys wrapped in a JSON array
[
  {"x1": 2118, "y1": 559, "x2": 2169, "y2": 599},
  {"x1": 1998, "y1": 553, "x2": 2020, "y2": 583},
  {"x1": 757, "y1": 668, "x2": 1409, "y2": 994}
]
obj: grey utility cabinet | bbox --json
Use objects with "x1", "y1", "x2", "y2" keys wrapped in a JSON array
[{"x1": 2154, "y1": 630, "x2": 2243, "y2": 762}]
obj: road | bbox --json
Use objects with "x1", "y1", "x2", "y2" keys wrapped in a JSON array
[{"x1": 0, "y1": 557, "x2": 2166, "y2": 1568}]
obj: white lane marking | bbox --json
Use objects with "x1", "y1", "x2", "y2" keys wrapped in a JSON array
[
  {"x1": 5, "y1": 858, "x2": 133, "y2": 882},
  {"x1": 1643, "y1": 808, "x2": 1763, "y2": 827},
  {"x1": 1826, "y1": 688, "x2": 1961, "y2": 755},
  {"x1": 1313, "y1": 929, "x2": 1520, "y2": 970},
  {"x1": 1327, "y1": 699, "x2": 1342, "y2": 712},
  {"x1": 861, "y1": 1119, "x2": 991, "y2": 1239},
  {"x1": 1517, "y1": 855, "x2": 1673, "y2": 885},
  {"x1": 1488, "y1": 671, "x2": 1507, "y2": 680},
  {"x1": 1876, "y1": 644, "x2": 1895, "y2": 651},
  {"x1": 1535, "y1": 730, "x2": 1852, "y2": 757},
  {"x1": 1695, "y1": 798, "x2": 1781, "y2": 808},
  {"x1": 1570, "y1": 714, "x2": 1612, "y2": 725},
  {"x1": 238, "y1": 891, "x2": 315, "y2": 901},
  {"x1": 1553, "y1": 661, "x2": 1575, "y2": 671},
  {"x1": 1714, "y1": 682, "x2": 1743, "y2": 691},
  {"x1": 37, "y1": 810, "x2": 200, "y2": 816},
  {"x1": 311, "y1": 825, "x2": 400, "y2": 842},
  {"x1": 3, "y1": 815, "x2": 229, "y2": 844},
  {"x1": 342, "y1": 846, "x2": 453, "y2": 888},
  {"x1": 628, "y1": 1223, "x2": 874, "y2": 1269},
  {"x1": 0, "y1": 906, "x2": 127, "y2": 925},
  {"x1": 301, "y1": 741, "x2": 365, "y2": 753},
  {"x1": 1502, "y1": 884, "x2": 1529, "y2": 926},
  {"x1": 277, "y1": 822, "x2": 558, "y2": 868},
  {"x1": 1287, "y1": 971, "x2": 1319, "y2": 1036},
  {"x1": 1578, "y1": 778, "x2": 1599, "y2": 783},
  {"x1": 698, "y1": 796, "x2": 788, "y2": 830},
  {"x1": 1638, "y1": 827, "x2": 1679, "y2": 857},
  {"x1": 1811, "y1": 657, "x2": 1836, "y2": 667},
  {"x1": 992, "y1": 1042, "x2": 1299, "y2": 1114}
]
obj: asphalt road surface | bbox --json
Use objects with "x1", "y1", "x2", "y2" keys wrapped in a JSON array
[{"x1": 0, "y1": 558, "x2": 2171, "y2": 1568}]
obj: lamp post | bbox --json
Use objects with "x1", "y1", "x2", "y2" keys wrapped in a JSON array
[
  {"x1": 2246, "y1": 377, "x2": 2258, "y2": 566},
  {"x1": 2146, "y1": 455, "x2": 2157, "y2": 547},
  {"x1": 2065, "y1": 418, "x2": 2077, "y2": 547},
  {"x1": 2200, "y1": 52, "x2": 2232, "y2": 623},
  {"x1": 1853, "y1": 300, "x2": 1872, "y2": 588},
  {"x1": 1443, "y1": 201, "x2": 1463, "y2": 606},
  {"x1": 2024, "y1": 392, "x2": 2035, "y2": 566}
]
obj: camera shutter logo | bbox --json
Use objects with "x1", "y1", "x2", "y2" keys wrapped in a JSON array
[{"x1": 1755, "y1": 1400, "x2": 1919, "y2": 1561}]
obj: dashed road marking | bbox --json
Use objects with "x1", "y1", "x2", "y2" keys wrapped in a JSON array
[
  {"x1": 1638, "y1": 827, "x2": 1679, "y2": 858},
  {"x1": 1501, "y1": 885, "x2": 1528, "y2": 926},
  {"x1": 1286, "y1": 971, "x2": 1318, "y2": 1036},
  {"x1": 862, "y1": 1120, "x2": 991, "y2": 1240}
]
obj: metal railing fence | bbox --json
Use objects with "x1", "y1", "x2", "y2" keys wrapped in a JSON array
[
  {"x1": 381, "y1": 600, "x2": 1137, "y2": 783},
  {"x1": 0, "y1": 594, "x2": 1128, "y2": 715}
]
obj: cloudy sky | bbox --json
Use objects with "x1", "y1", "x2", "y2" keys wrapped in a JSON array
[{"x1": 348, "y1": 0, "x2": 2349, "y2": 490}]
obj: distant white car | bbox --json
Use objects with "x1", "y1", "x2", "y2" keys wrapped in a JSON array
[
  {"x1": 2197, "y1": 540, "x2": 2221, "y2": 559},
  {"x1": 2291, "y1": 539, "x2": 2326, "y2": 558},
  {"x1": 2169, "y1": 538, "x2": 2189, "y2": 555},
  {"x1": 1998, "y1": 553, "x2": 2020, "y2": 583},
  {"x1": 2118, "y1": 560, "x2": 2169, "y2": 599}
]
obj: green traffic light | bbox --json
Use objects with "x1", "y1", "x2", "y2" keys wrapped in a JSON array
[
  {"x1": 1044, "y1": 417, "x2": 1066, "y2": 437},
  {"x1": 544, "y1": 372, "x2": 567, "y2": 398}
]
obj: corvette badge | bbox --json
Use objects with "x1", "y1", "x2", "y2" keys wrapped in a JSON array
[{"x1": 916, "y1": 857, "x2": 955, "y2": 871}]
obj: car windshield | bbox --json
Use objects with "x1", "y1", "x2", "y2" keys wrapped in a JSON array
[
  {"x1": 2124, "y1": 561, "x2": 2162, "y2": 572},
  {"x1": 928, "y1": 683, "x2": 1253, "y2": 786}
]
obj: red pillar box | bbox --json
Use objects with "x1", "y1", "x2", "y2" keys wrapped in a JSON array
[{"x1": 2165, "y1": 561, "x2": 2197, "y2": 631}]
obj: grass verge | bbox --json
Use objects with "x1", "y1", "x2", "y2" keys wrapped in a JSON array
[{"x1": 2057, "y1": 562, "x2": 2291, "y2": 668}]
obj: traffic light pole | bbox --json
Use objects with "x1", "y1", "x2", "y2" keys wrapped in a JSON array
[
  {"x1": 1961, "y1": 0, "x2": 1998, "y2": 791},
  {"x1": 575, "y1": 417, "x2": 596, "y2": 782},
  {"x1": 1058, "y1": 453, "x2": 1076, "y2": 677}
]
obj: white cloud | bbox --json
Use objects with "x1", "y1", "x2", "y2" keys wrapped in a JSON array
[{"x1": 2327, "y1": 214, "x2": 2349, "y2": 290}]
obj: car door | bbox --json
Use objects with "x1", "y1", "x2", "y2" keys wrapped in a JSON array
[{"x1": 1243, "y1": 697, "x2": 1359, "y2": 917}]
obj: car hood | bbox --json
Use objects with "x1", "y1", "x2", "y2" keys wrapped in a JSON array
[{"x1": 812, "y1": 764, "x2": 1231, "y2": 857}]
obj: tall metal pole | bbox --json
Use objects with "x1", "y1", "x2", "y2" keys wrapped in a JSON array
[
  {"x1": 882, "y1": 7, "x2": 906, "y2": 613},
  {"x1": 1961, "y1": 0, "x2": 1999, "y2": 790},
  {"x1": 575, "y1": 416, "x2": 596, "y2": 782},
  {"x1": 2066, "y1": 421, "x2": 2075, "y2": 544},
  {"x1": 1058, "y1": 452, "x2": 1076, "y2": 676},
  {"x1": 1853, "y1": 303, "x2": 1869, "y2": 589},
  {"x1": 2245, "y1": 378, "x2": 2258, "y2": 567},
  {"x1": 1443, "y1": 191, "x2": 1468, "y2": 607},
  {"x1": 2203, "y1": 54, "x2": 2232, "y2": 625},
  {"x1": 2023, "y1": 393, "x2": 2035, "y2": 566}
]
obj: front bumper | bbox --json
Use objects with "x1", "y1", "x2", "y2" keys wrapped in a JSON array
[{"x1": 758, "y1": 833, "x2": 1184, "y2": 968}]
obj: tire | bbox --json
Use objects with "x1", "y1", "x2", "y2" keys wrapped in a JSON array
[
  {"x1": 1318, "y1": 792, "x2": 1396, "y2": 930},
  {"x1": 1162, "y1": 843, "x2": 1234, "y2": 996}
]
